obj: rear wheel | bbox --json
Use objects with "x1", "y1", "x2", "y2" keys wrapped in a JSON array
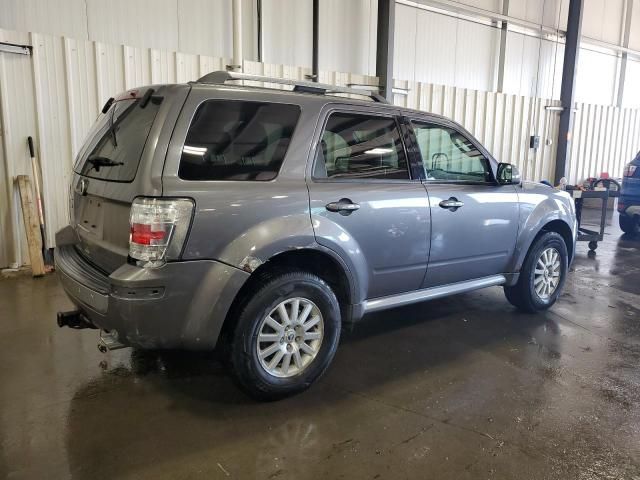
[
  {"x1": 229, "y1": 271, "x2": 341, "y2": 400},
  {"x1": 504, "y1": 231, "x2": 568, "y2": 313},
  {"x1": 619, "y1": 213, "x2": 639, "y2": 235}
]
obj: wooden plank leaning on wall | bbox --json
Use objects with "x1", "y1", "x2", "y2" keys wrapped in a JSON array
[{"x1": 17, "y1": 175, "x2": 46, "y2": 277}]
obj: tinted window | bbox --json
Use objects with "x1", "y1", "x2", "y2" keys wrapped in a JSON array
[
  {"x1": 314, "y1": 113, "x2": 409, "y2": 180},
  {"x1": 413, "y1": 122, "x2": 493, "y2": 183},
  {"x1": 75, "y1": 97, "x2": 161, "y2": 182},
  {"x1": 179, "y1": 100, "x2": 300, "y2": 181}
]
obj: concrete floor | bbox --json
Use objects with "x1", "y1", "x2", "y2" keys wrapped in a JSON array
[{"x1": 1, "y1": 211, "x2": 639, "y2": 480}]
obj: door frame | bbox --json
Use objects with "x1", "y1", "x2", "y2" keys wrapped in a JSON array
[
  {"x1": 402, "y1": 113, "x2": 502, "y2": 186},
  {"x1": 304, "y1": 103, "x2": 425, "y2": 184},
  {"x1": 304, "y1": 102, "x2": 433, "y2": 300},
  {"x1": 403, "y1": 114, "x2": 521, "y2": 287}
]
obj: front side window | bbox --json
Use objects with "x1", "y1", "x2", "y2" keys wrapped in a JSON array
[
  {"x1": 313, "y1": 112, "x2": 410, "y2": 180},
  {"x1": 412, "y1": 122, "x2": 493, "y2": 183},
  {"x1": 179, "y1": 100, "x2": 300, "y2": 181}
]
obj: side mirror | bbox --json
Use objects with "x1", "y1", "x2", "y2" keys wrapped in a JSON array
[{"x1": 497, "y1": 162, "x2": 521, "y2": 185}]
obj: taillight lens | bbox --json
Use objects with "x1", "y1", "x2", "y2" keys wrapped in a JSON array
[
  {"x1": 623, "y1": 164, "x2": 637, "y2": 177},
  {"x1": 129, "y1": 197, "x2": 194, "y2": 266}
]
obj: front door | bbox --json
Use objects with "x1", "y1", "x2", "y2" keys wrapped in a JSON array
[
  {"x1": 307, "y1": 108, "x2": 430, "y2": 299},
  {"x1": 409, "y1": 119, "x2": 520, "y2": 287}
]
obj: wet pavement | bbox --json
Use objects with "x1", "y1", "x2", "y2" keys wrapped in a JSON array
[{"x1": 1, "y1": 210, "x2": 639, "y2": 480}]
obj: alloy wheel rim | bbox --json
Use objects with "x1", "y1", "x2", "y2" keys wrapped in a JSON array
[
  {"x1": 534, "y1": 247, "x2": 561, "y2": 300},
  {"x1": 256, "y1": 297, "x2": 324, "y2": 378}
]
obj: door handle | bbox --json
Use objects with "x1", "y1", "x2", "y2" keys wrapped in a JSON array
[
  {"x1": 439, "y1": 197, "x2": 464, "y2": 211},
  {"x1": 326, "y1": 198, "x2": 360, "y2": 215}
]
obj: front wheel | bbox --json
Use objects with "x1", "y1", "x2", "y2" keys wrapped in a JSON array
[
  {"x1": 619, "y1": 213, "x2": 639, "y2": 235},
  {"x1": 504, "y1": 231, "x2": 568, "y2": 313},
  {"x1": 229, "y1": 271, "x2": 341, "y2": 400}
]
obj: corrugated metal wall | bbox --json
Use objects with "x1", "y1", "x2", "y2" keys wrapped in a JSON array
[
  {"x1": 1, "y1": 27, "x2": 639, "y2": 268},
  {"x1": 2, "y1": 0, "x2": 639, "y2": 104},
  {"x1": 393, "y1": 79, "x2": 562, "y2": 183},
  {"x1": 394, "y1": 3, "x2": 501, "y2": 93},
  {"x1": 0, "y1": 32, "x2": 37, "y2": 268}
]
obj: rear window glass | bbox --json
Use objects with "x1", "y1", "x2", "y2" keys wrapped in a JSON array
[
  {"x1": 74, "y1": 97, "x2": 161, "y2": 182},
  {"x1": 178, "y1": 100, "x2": 300, "y2": 181}
]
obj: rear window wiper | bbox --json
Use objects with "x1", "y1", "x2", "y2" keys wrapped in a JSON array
[
  {"x1": 87, "y1": 155, "x2": 124, "y2": 172},
  {"x1": 109, "y1": 106, "x2": 118, "y2": 147}
]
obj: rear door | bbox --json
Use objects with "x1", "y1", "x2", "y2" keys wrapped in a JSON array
[
  {"x1": 70, "y1": 86, "x2": 186, "y2": 272},
  {"x1": 408, "y1": 118, "x2": 519, "y2": 287},
  {"x1": 307, "y1": 105, "x2": 430, "y2": 300}
]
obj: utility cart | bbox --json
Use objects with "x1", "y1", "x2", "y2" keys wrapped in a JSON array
[{"x1": 568, "y1": 179, "x2": 621, "y2": 252}]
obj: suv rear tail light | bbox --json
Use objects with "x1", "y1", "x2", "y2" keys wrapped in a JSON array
[
  {"x1": 129, "y1": 197, "x2": 194, "y2": 266},
  {"x1": 623, "y1": 164, "x2": 637, "y2": 177}
]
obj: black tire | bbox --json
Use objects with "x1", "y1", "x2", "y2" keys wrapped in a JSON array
[
  {"x1": 588, "y1": 241, "x2": 598, "y2": 251},
  {"x1": 504, "y1": 231, "x2": 568, "y2": 313},
  {"x1": 619, "y1": 213, "x2": 639, "y2": 235},
  {"x1": 229, "y1": 271, "x2": 341, "y2": 401}
]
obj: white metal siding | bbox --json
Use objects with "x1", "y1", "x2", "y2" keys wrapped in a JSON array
[
  {"x1": 623, "y1": 57, "x2": 640, "y2": 107},
  {"x1": 0, "y1": 49, "x2": 38, "y2": 268},
  {"x1": 1, "y1": 27, "x2": 640, "y2": 268},
  {"x1": 394, "y1": 4, "x2": 498, "y2": 91},
  {"x1": 630, "y1": 0, "x2": 640, "y2": 51},
  {"x1": 2, "y1": 0, "x2": 639, "y2": 94},
  {"x1": 0, "y1": 0, "x2": 88, "y2": 39},
  {"x1": 0, "y1": 0, "x2": 246, "y2": 59},
  {"x1": 509, "y1": 0, "x2": 568, "y2": 29},
  {"x1": 86, "y1": 0, "x2": 180, "y2": 51},
  {"x1": 261, "y1": 0, "x2": 377, "y2": 75},
  {"x1": 177, "y1": 0, "x2": 234, "y2": 57},
  {"x1": 582, "y1": 0, "x2": 625, "y2": 45},
  {"x1": 393, "y1": 79, "x2": 560, "y2": 183},
  {"x1": 569, "y1": 103, "x2": 640, "y2": 184},
  {"x1": 318, "y1": 0, "x2": 377, "y2": 76},
  {"x1": 575, "y1": 48, "x2": 619, "y2": 105},
  {"x1": 261, "y1": 0, "x2": 313, "y2": 67},
  {"x1": 31, "y1": 33, "x2": 74, "y2": 255}
]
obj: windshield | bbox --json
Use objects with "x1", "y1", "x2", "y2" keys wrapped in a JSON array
[{"x1": 74, "y1": 96, "x2": 161, "y2": 182}]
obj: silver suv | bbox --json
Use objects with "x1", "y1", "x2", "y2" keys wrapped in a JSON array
[{"x1": 56, "y1": 71, "x2": 577, "y2": 399}]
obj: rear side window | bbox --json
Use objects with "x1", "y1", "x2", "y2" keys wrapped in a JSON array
[
  {"x1": 75, "y1": 97, "x2": 161, "y2": 182},
  {"x1": 179, "y1": 100, "x2": 300, "y2": 181},
  {"x1": 313, "y1": 112, "x2": 409, "y2": 180}
]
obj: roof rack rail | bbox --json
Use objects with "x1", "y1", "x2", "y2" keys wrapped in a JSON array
[{"x1": 195, "y1": 70, "x2": 387, "y2": 103}]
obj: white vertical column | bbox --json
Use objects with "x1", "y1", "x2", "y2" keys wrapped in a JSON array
[
  {"x1": 617, "y1": 0, "x2": 634, "y2": 106},
  {"x1": 232, "y1": 0, "x2": 244, "y2": 70}
]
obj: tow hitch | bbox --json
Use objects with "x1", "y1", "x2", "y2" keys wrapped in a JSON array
[
  {"x1": 97, "y1": 330, "x2": 126, "y2": 353},
  {"x1": 57, "y1": 310, "x2": 95, "y2": 329}
]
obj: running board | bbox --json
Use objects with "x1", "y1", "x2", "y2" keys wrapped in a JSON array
[{"x1": 363, "y1": 275, "x2": 507, "y2": 313}]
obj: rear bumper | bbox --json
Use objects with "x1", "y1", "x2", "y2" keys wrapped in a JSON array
[
  {"x1": 622, "y1": 205, "x2": 640, "y2": 217},
  {"x1": 619, "y1": 192, "x2": 640, "y2": 214},
  {"x1": 55, "y1": 238, "x2": 249, "y2": 350}
]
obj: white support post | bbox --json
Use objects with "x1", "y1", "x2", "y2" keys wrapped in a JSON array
[
  {"x1": 232, "y1": 0, "x2": 243, "y2": 71},
  {"x1": 617, "y1": 0, "x2": 634, "y2": 107},
  {"x1": 496, "y1": 0, "x2": 509, "y2": 93}
]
